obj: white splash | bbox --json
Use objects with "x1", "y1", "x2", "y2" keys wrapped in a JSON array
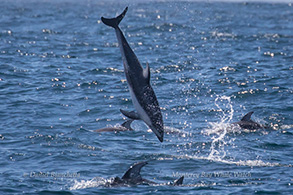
[
  {"x1": 203, "y1": 96, "x2": 235, "y2": 160},
  {"x1": 69, "y1": 177, "x2": 108, "y2": 190},
  {"x1": 186, "y1": 95, "x2": 287, "y2": 167},
  {"x1": 204, "y1": 95, "x2": 237, "y2": 135}
]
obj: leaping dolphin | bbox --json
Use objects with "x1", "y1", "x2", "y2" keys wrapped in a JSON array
[
  {"x1": 101, "y1": 7, "x2": 164, "y2": 142},
  {"x1": 232, "y1": 111, "x2": 265, "y2": 130},
  {"x1": 107, "y1": 161, "x2": 184, "y2": 187}
]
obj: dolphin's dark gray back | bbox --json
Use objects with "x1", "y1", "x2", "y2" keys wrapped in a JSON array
[
  {"x1": 233, "y1": 111, "x2": 264, "y2": 130},
  {"x1": 101, "y1": 6, "x2": 144, "y2": 85}
]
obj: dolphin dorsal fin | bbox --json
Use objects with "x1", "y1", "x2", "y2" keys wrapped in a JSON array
[
  {"x1": 121, "y1": 119, "x2": 134, "y2": 130},
  {"x1": 143, "y1": 62, "x2": 150, "y2": 84},
  {"x1": 120, "y1": 109, "x2": 141, "y2": 120},
  {"x1": 122, "y1": 162, "x2": 148, "y2": 180},
  {"x1": 173, "y1": 176, "x2": 184, "y2": 186},
  {"x1": 241, "y1": 111, "x2": 254, "y2": 121}
]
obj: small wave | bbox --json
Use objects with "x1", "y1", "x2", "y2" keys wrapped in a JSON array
[
  {"x1": 211, "y1": 31, "x2": 236, "y2": 38},
  {"x1": 180, "y1": 154, "x2": 287, "y2": 167},
  {"x1": 280, "y1": 124, "x2": 293, "y2": 130},
  {"x1": 164, "y1": 126, "x2": 192, "y2": 137},
  {"x1": 153, "y1": 153, "x2": 287, "y2": 167}
]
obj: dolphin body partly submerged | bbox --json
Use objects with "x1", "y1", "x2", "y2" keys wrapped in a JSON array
[
  {"x1": 232, "y1": 111, "x2": 265, "y2": 130},
  {"x1": 94, "y1": 119, "x2": 134, "y2": 132},
  {"x1": 120, "y1": 109, "x2": 190, "y2": 136},
  {"x1": 106, "y1": 161, "x2": 184, "y2": 187},
  {"x1": 101, "y1": 7, "x2": 164, "y2": 142}
]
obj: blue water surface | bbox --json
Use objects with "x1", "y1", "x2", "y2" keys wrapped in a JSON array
[{"x1": 0, "y1": 0, "x2": 292, "y2": 194}]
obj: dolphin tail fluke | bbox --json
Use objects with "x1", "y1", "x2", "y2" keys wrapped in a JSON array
[
  {"x1": 173, "y1": 176, "x2": 184, "y2": 186},
  {"x1": 122, "y1": 161, "x2": 148, "y2": 180},
  {"x1": 101, "y1": 7, "x2": 128, "y2": 28},
  {"x1": 121, "y1": 119, "x2": 134, "y2": 130},
  {"x1": 241, "y1": 111, "x2": 254, "y2": 121},
  {"x1": 120, "y1": 109, "x2": 141, "y2": 120}
]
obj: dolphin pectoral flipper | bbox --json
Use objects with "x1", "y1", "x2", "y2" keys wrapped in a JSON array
[
  {"x1": 120, "y1": 109, "x2": 141, "y2": 120},
  {"x1": 122, "y1": 161, "x2": 148, "y2": 181},
  {"x1": 101, "y1": 7, "x2": 128, "y2": 29},
  {"x1": 121, "y1": 119, "x2": 134, "y2": 130},
  {"x1": 241, "y1": 111, "x2": 254, "y2": 121},
  {"x1": 173, "y1": 176, "x2": 184, "y2": 186}
]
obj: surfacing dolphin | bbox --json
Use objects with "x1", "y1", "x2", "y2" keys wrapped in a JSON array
[
  {"x1": 232, "y1": 111, "x2": 265, "y2": 130},
  {"x1": 101, "y1": 7, "x2": 164, "y2": 142},
  {"x1": 94, "y1": 119, "x2": 134, "y2": 132},
  {"x1": 106, "y1": 161, "x2": 184, "y2": 187}
]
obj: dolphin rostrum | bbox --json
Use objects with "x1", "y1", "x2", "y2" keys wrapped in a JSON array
[
  {"x1": 101, "y1": 7, "x2": 164, "y2": 142},
  {"x1": 94, "y1": 119, "x2": 134, "y2": 132},
  {"x1": 232, "y1": 111, "x2": 264, "y2": 130},
  {"x1": 107, "y1": 161, "x2": 184, "y2": 187}
]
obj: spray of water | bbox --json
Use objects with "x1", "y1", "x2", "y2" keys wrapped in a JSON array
[
  {"x1": 182, "y1": 95, "x2": 284, "y2": 167},
  {"x1": 69, "y1": 177, "x2": 109, "y2": 190},
  {"x1": 203, "y1": 95, "x2": 235, "y2": 161}
]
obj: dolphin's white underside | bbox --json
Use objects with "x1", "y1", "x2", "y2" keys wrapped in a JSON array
[
  {"x1": 129, "y1": 86, "x2": 162, "y2": 139},
  {"x1": 129, "y1": 86, "x2": 152, "y2": 125}
]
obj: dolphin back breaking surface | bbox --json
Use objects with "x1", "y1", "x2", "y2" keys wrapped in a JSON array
[
  {"x1": 108, "y1": 161, "x2": 184, "y2": 186},
  {"x1": 101, "y1": 7, "x2": 164, "y2": 142},
  {"x1": 232, "y1": 111, "x2": 264, "y2": 130}
]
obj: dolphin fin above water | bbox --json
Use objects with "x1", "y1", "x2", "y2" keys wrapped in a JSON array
[
  {"x1": 108, "y1": 161, "x2": 184, "y2": 186},
  {"x1": 173, "y1": 176, "x2": 184, "y2": 186},
  {"x1": 101, "y1": 7, "x2": 164, "y2": 142},
  {"x1": 121, "y1": 161, "x2": 147, "y2": 182},
  {"x1": 233, "y1": 111, "x2": 264, "y2": 130},
  {"x1": 121, "y1": 119, "x2": 134, "y2": 131},
  {"x1": 240, "y1": 111, "x2": 254, "y2": 122}
]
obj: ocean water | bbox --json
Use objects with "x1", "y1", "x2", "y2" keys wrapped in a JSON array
[{"x1": 0, "y1": 0, "x2": 292, "y2": 194}]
